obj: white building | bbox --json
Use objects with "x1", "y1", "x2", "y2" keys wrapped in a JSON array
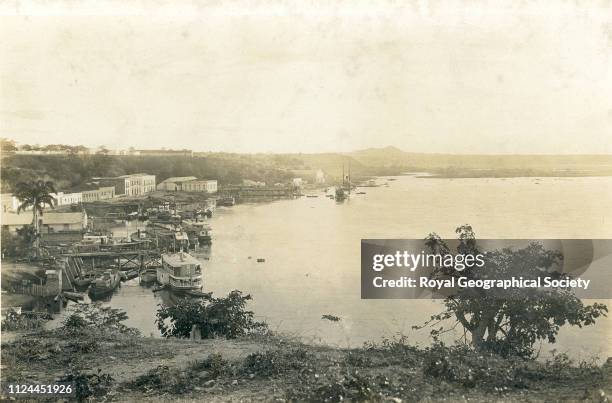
[
  {"x1": 1, "y1": 194, "x2": 20, "y2": 213},
  {"x1": 102, "y1": 173, "x2": 156, "y2": 196},
  {"x1": 157, "y1": 176, "x2": 197, "y2": 191},
  {"x1": 157, "y1": 177, "x2": 217, "y2": 193},
  {"x1": 1, "y1": 211, "x2": 88, "y2": 234},
  {"x1": 180, "y1": 180, "x2": 217, "y2": 193},
  {"x1": 53, "y1": 192, "x2": 83, "y2": 206}
]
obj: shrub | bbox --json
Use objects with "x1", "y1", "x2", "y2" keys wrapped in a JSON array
[
  {"x1": 242, "y1": 348, "x2": 314, "y2": 377},
  {"x1": 287, "y1": 370, "x2": 380, "y2": 402},
  {"x1": 58, "y1": 367, "x2": 114, "y2": 402},
  {"x1": 129, "y1": 365, "x2": 192, "y2": 394},
  {"x1": 58, "y1": 303, "x2": 139, "y2": 337},
  {"x1": 156, "y1": 290, "x2": 267, "y2": 339},
  {"x1": 1, "y1": 309, "x2": 51, "y2": 331},
  {"x1": 421, "y1": 342, "x2": 605, "y2": 391},
  {"x1": 188, "y1": 353, "x2": 231, "y2": 379}
]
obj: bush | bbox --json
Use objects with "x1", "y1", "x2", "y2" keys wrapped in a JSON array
[
  {"x1": 188, "y1": 353, "x2": 231, "y2": 380},
  {"x1": 58, "y1": 367, "x2": 114, "y2": 402},
  {"x1": 242, "y1": 348, "x2": 314, "y2": 377},
  {"x1": 1, "y1": 309, "x2": 51, "y2": 331},
  {"x1": 422, "y1": 342, "x2": 605, "y2": 391},
  {"x1": 129, "y1": 365, "x2": 193, "y2": 394},
  {"x1": 287, "y1": 370, "x2": 381, "y2": 402},
  {"x1": 156, "y1": 290, "x2": 267, "y2": 339},
  {"x1": 58, "y1": 303, "x2": 139, "y2": 337}
]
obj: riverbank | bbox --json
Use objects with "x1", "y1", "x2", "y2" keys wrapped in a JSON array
[{"x1": 2, "y1": 328, "x2": 610, "y2": 402}]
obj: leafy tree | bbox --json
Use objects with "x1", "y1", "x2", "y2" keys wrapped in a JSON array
[
  {"x1": 14, "y1": 180, "x2": 57, "y2": 252},
  {"x1": 0, "y1": 138, "x2": 17, "y2": 153},
  {"x1": 156, "y1": 290, "x2": 267, "y2": 338},
  {"x1": 418, "y1": 225, "x2": 608, "y2": 357}
]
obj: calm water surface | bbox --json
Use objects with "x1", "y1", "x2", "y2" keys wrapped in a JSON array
[{"x1": 48, "y1": 175, "x2": 612, "y2": 358}]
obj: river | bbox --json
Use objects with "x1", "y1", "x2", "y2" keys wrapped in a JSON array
[{"x1": 11, "y1": 174, "x2": 612, "y2": 359}]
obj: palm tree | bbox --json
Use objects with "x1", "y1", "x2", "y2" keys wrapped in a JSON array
[{"x1": 15, "y1": 180, "x2": 57, "y2": 252}]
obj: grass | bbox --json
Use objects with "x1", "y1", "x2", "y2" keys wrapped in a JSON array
[{"x1": 1, "y1": 329, "x2": 610, "y2": 402}]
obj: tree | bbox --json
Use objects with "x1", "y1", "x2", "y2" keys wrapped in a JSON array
[
  {"x1": 418, "y1": 225, "x2": 608, "y2": 357},
  {"x1": 14, "y1": 180, "x2": 57, "y2": 252},
  {"x1": 0, "y1": 138, "x2": 17, "y2": 153},
  {"x1": 156, "y1": 290, "x2": 267, "y2": 339}
]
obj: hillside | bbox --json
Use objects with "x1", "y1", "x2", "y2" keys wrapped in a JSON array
[{"x1": 347, "y1": 147, "x2": 612, "y2": 176}]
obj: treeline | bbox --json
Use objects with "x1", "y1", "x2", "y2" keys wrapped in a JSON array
[{"x1": 0, "y1": 154, "x2": 298, "y2": 192}]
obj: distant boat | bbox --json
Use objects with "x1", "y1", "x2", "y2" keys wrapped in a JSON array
[
  {"x1": 157, "y1": 252, "x2": 203, "y2": 292},
  {"x1": 335, "y1": 187, "x2": 347, "y2": 201},
  {"x1": 88, "y1": 270, "x2": 121, "y2": 299},
  {"x1": 217, "y1": 196, "x2": 235, "y2": 207},
  {"x1": 306, "y1": 195, "x2": 318, "y2": 198}
]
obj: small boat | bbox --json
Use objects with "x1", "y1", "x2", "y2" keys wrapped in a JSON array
[
  {"x1": 140, "y1": 268, "x2": 158, "y2": 284},
  {"x1": 73, "y1": 273, "x2": 96, "y2": 288},
  {"x1": 183, "y1": 220, "x2": 212, "y2": 246},
  {"x1": 257, "y1": 258, "x2": 266, "y2": 263},
  {"x1": 121, "y1": 269, "x2": 139, "y2": 281},
  {"x1": 157, "y1": 252, "x2": 203, "y2": 292},
  {"x1": 306, "y1": 195, "x2": 318, "y2": 198},
  {"x1": 63, "y1": 291, "x2": 85, "y2": 302},
  {"x1": 88, "y1": 270, "x2": 121, "y2": 299},
  {"x1": 217, "y1": 196, "x2": 235, "y2": 207},
  {"x1": 357, "y1": 191, "x2": 366, "y2": 195},
  {"x1": 126, "y1": 212, "x2": 139, "y2": 221}
]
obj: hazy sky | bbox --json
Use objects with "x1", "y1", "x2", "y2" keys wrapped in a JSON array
[{"x1": 1, "y1": 1, "x2": 611, "y2": 154}]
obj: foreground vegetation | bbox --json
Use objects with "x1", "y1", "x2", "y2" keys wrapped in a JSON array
[
  {"x1": 2, "y1": 323, "x2": 610, "y2": 402},
  {"x1": 1, "y1": 297, "x2": 610, "y2": 402}
]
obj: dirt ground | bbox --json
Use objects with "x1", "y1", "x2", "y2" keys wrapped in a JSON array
[{"x1": 2, "y1": 330, "x2": 611, "y2": 402}]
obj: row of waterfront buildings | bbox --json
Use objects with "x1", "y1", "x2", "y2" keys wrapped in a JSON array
[{"x1": 1, "y1": 174, "x2": 219, "y2": 214}]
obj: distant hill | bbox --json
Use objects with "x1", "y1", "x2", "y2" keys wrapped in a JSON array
[
  {"x1": 346, "y1": 147, "x2": 612, "y2": 177},
  {"x1": 3, "y1": 147, "x2": 612, "y2": 193}
]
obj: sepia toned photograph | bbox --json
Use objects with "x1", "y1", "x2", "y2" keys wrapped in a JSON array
[{"x1": 1, "y1": 1, "x2": 611, "y2": 401}]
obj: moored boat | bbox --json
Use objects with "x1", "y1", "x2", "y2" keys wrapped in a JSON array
[
  {"x1": 139, "y1": 268, "x2": 158, "y2": 284},
  {"x1": 157, "y1": 252, "x2": 203, "y2": 292},
  {"x1": 88, "y1": 270, "x2": 121, "y2": 299},
  {"x1": 183, "y1": 220, "x2": 212, "y2": 246}
]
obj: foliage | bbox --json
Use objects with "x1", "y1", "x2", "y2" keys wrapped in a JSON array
[
  {"x1": 1, "y1": 154, "x2": 297, "y2": 192},
  {"x1": 59, "y1": 303, "x2": 139, "y2": 336},
  {"x1": 129, "y1": 365, "x2": 194, "y2": 394},
  {"x1": 58, "y1": 367, "x2": 114, "y2": 402},
  {"x1": 287, "y1": 370, "x2": 381, "y2": 402},
  {"x1": 188, "y1": 353, "x2": 231, "y2": 379},
  {"x1": 417, "y1": 225, "x2": 608, "y2": 357},
  {"x1": 15, "y1": 180, "x2": 56, "y2": 214},
  {"x1": 421, "y1": 342, "x2": 605, "y2": 390},
  {"x1": 155, "y1": 290, "x2": 268, "y2": 339},
  {"x1": 1, "y1": 225, "x2": 39, "y2": 257},
  {"x1": 1, "y1": 309, "x2": 51, "y2": 331},
  {"x1": 131, "y1": 353, "x2": 234, "y2": 394},
  {"x1": 242, "y1": 348, "x2": 314, "y2": 377}
]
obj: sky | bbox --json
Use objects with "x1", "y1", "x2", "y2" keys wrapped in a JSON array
[{"x1": 1, "y1": 1, "x2": 611, "y2": 154}]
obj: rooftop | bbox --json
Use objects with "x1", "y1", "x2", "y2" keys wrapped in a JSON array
[
  {"x1": 162, "y1": 252, "x2": 201, "y2": 267},
  {"x1": 1, "y1": 211, "x2": 85, "y2": 226},
  {"x1": 160, "y1": 176, "x2": 197, "y2": 184}
]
